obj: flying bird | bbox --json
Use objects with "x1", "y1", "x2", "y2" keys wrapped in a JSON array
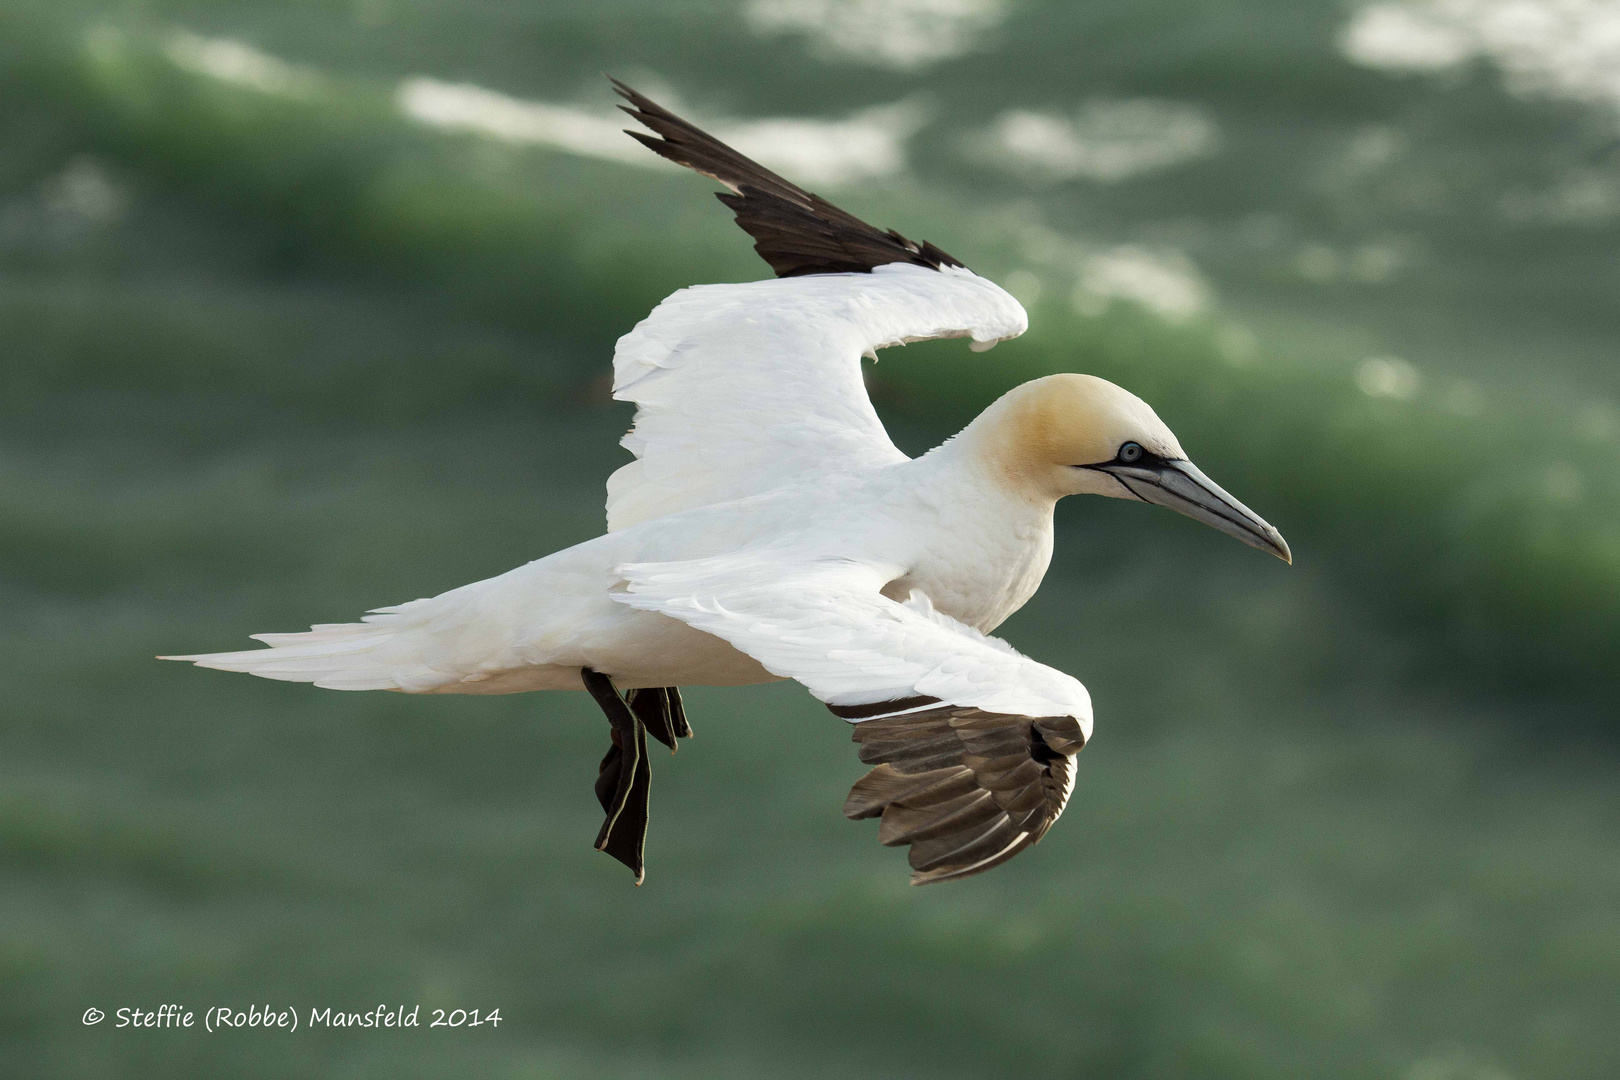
[{"x1": 165, "y1": 80, "x2": 1290, "y2": 885}]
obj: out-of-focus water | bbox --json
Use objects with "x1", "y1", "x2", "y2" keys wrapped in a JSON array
[{"x1": 2, "y1": 2, "x2": 1617, "y2": 1077}]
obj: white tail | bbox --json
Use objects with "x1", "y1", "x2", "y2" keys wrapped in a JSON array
[
  {"x1": 161, "y1": 601, "x2": 454, "y2": 692},
  {"x1": 163, "y1": 535, "x2": 645, "y2": 695}
]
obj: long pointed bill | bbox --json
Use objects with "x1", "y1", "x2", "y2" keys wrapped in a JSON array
[{"x1": 1102, "y1": 459, "x2": 1292, "y2": 563}]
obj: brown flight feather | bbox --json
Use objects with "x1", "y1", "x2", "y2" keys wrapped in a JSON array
[{"x1": 836, "y1": 703, "x2": 1086, "y2": 885}]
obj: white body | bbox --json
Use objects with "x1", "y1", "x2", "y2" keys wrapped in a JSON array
[{"x1": 369, "y1": 443, "x2": 1057, "y2": 694}]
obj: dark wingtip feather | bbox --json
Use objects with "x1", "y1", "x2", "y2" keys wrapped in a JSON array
[
  {"x1": 605, "y1": 75, "x2": 965, "y2": 278},
  {"x1": 835, "y1": 702, "x2": 1085, "y2": 885}
]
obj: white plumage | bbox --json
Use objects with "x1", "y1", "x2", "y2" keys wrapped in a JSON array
[
  {"x1": 607, "y1": 263, "x2": 1025, "y2": 530},
  {"x1": 614, "y1": 550, "x2": 1089, "y2": 725}
]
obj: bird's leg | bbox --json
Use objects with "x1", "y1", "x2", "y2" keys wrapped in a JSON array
[{"x1": 581, "y1": 668, "x2": 650, "y2": 883}]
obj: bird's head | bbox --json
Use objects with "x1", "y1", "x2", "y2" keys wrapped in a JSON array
[{"x1": 972, "y1": 373, "x2": 1291, "y2": 563}]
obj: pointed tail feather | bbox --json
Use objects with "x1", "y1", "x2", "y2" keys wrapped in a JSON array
[{"x1": 160, "y1": 607, "x2": 451, "y2": 692}]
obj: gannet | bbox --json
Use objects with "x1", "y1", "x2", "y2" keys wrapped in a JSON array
[{"x1": 166, "y1": 80, "x2": 1290, "y2": 885}]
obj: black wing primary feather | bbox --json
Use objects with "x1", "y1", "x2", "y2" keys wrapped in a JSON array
[{"x1": 609, "y1": 77, "x2": 964, "y2": 278}]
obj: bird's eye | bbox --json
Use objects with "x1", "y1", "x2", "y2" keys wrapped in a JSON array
[{"x1": 1118, "y1": 442, "x2": 1144, "y2": 463}]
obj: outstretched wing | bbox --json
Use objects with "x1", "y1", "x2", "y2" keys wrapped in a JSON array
[
  {"x1": 610, "y1": 553, "x2": 1091, "y2": 884},
  {"x1": 604, "y1": 83, "x2": 1028, "y2": 532}
]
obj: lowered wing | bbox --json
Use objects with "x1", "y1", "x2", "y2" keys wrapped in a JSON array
[{"x1": 610, "y1": 551, "x2": 1091, "y2": 883}]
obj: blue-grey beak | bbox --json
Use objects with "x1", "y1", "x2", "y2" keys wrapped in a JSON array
[{"x1": 1099, "y1": 458, "x2": 1291, "y2": 563}]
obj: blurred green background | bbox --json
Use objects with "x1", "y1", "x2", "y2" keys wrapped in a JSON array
[{"x1": 3, "y1": 0, "x2": 1618, "y2": 1076}]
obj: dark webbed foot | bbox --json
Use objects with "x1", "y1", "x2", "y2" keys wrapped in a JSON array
[
  {"x1": 581, "y1": 673, "x2": 692, "y2": 884},
  {"x1": 582, "y1": 668, "x2": 648, "y2": 882},
  {"x1": 627, "y1": 686, "x2": 693, "y2": 750},
  {"x1": 593, "y1": 715, "x2": 649, "y2": 881}
]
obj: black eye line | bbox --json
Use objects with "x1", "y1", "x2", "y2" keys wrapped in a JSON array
[{"x1": 1070, "y1": 447, "x2": 1169, "y2": 470}]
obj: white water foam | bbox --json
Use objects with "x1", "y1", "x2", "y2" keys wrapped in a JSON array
[{"x1": 743, "y1": 0, "x2": 1008, "y2": 69}]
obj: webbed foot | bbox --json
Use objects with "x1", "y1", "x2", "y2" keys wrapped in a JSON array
[{"x1": 581, "y1": 673, "x2": 691, "y2": 883}]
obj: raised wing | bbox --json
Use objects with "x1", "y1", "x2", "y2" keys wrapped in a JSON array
[
  {"x1": 610, "y1": 552, "x2": 1090, "y2": 883},
  {"x1": 607, "y1": 265, "x2": 1027, "y2": 530},
  {"x1": 604, "y1": 82, "x2": 1028, "y2": 532}
]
